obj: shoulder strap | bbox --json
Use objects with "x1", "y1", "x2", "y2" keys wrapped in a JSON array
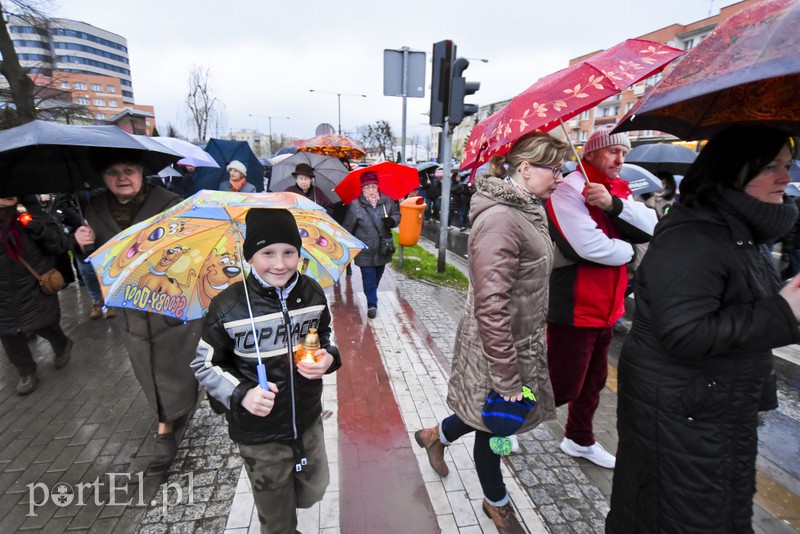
[
  {"x1": 367, "y1": 209, "x2": 386, "y2": 237},
  {"x1": 0, "y1": 230, "x2": 43, "y2": 281}
]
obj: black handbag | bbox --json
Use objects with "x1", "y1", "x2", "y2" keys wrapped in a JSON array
[{"x1": 369, "y1": 204, "x2": 395, "y2": 256}]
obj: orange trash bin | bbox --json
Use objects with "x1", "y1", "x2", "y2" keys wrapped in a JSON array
[{"x1": 398, "y1": 196, "x2": 427, "y2": 247}]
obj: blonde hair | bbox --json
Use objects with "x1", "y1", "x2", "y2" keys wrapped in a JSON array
[{"x1": 487, "y1": 132, "x2": 569, "y2": 178}]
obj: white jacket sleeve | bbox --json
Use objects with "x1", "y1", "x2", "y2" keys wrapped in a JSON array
[{"x1": 549, "y1": 172, "x2": 652, "y2": 267}]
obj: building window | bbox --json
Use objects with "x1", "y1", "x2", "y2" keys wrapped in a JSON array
[
  {"x1": 60, "y1": 81, "x2": 70, "y2": 89},
  {"x1": 108, "y1": 100, "x2": 118, "y2": 107},
  {"x1": 96, "y1": 113, "x2": 105, "y2": 120},
  {"x1": 74, "y1": 82, "x2": 86, "y2": 90},
  {"x1": 76, "y1": 97, "x2": 89, "y2": 105},
  {"x1": 580, "y1": 110, "x2": 590, "y2": 120},
  {"x1": 50, "y1": 27, "x2": 128, "y2": 52},
  {"x1": 93, "y1": 98, "x2": 106, "y2": 106},
  {"x1": 90, "y1": 83, "x2": 102, "y2": 91},
  {"x1": 683, "y1": 38, "x2": 695, "y2": 50},
  {"x1": 106, "y1": 85, "x2": 115, "y2": 93},
  {"x1": 580, "y1": 131, "x2": 588, "y2": 142},
  {"x1": 626, "y1": 102, "x2": 635, "y2": 112}
]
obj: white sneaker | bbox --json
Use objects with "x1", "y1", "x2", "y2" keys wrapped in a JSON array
[
  {"x1": 559, "y1": 437, "x2": 616, "y2": 469},
  {"x1": 509, "y1": 434, "x2": 521, "y2": 454}
]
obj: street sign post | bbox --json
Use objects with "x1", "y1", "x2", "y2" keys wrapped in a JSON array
[{"x1": 384, "y1": 47, "x2": 426, "y2": 164}]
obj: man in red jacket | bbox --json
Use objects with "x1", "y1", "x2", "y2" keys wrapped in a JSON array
[{"x1": 545, "y1": 126, "x2": 657, "y2": 468}]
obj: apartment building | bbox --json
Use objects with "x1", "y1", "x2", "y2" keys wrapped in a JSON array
[{"x1": 5, "y1": 15, "x2": 157, "y2": 132}]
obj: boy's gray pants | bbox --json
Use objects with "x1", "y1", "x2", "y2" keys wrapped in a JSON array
[{"x1": 239, "y1": 416, "x2": 329, "y2": 534}]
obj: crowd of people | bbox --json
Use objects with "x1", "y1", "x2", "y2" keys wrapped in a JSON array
[{"x1": 1, "y1": 122, "x2": 797, "y2": 533}]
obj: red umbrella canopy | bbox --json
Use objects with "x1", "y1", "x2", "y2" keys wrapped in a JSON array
[
  {"x1": 615, "y1": 0, "x2": 800, "y2": 139},
  {"x1": 334, "y1": 162, "x2": 419, "y2": 204},
  {"x1": 297, "y1": 134, "x2": 367, "y2": 160},
  {"x1": 460, "y1": 38, "x2": 683, "y2": 170}
]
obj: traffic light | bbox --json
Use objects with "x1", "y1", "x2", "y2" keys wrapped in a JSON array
[
  {"x1": 449, "y1": 57, "x2": 481, "y2": 126},
  {"x1": 429, "y1": 40, "x2": 455, "y2": 127}
]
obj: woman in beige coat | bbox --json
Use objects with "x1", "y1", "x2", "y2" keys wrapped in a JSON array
[{"x1": 415, "y1": 132, "x2": 567, "y2": 533}]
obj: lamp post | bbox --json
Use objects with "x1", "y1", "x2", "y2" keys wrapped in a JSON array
[
  {"x1": 308, "y1": 90, "x2": 367, "y2": 135},
  {"x1": 248, "y1": 114, "x2": 289, "y2": 157}
]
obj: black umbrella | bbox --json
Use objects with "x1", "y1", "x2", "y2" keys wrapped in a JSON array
[
  {"x1": 0, "y1": 120, "x2": 181, "y2": 196},
  {"x1": 625, "y1": 143, "x2": 698, "y2": 175},
  {"x1": 416, "y1": 161, "x2": 439, "y2": 173}
]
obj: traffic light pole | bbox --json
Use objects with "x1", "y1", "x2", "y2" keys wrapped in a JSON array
[{"x1": 438, "y1": 117, "x2": 452, "y2": 273}]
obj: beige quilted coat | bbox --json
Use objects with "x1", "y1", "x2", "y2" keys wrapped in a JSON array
[{"x1": 446, "y1": 176, "x2": 556, "y2": 433}]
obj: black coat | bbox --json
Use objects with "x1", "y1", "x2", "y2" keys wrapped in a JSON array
[
  {"x1": 607, "y1": 203, "x2": 800, "y2": 533},
  {"x1": 343, "y1": 193, "x2": 399, "y2": 267},
  {"x1": 0, "y1": 205, "x2": 69, "y2": 336}
]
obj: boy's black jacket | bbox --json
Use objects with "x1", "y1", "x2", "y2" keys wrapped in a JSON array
[{"x1": 195, "y1": 273, "x2": 340, "y2": 445}]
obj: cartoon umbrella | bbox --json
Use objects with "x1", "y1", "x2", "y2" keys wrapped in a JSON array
[{"x1": 89, "y1": 190, "x2": 366, "y2": 322}]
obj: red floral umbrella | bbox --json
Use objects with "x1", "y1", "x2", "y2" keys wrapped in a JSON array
[
  {"x1": 615, "y1": 0, "x2": 800, "y2": 140},
  {"x1": 460, "y1": 38, "x2": 683, "y2": 171},
  {"x1": 334, "y1": 162, "x2": 419, "y2": 204},
  {"x1": 297, "y1": 134, "x2": 367, "y2": 160}
]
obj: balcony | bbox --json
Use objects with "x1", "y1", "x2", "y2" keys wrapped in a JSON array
[{"x1": 594, "y1": 116, "x2": 618, "y2": 126}]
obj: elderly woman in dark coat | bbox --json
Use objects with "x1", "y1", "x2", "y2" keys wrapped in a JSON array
[
  {"x1": 607, "y1": 126, "x2": 800, "y2": 533},
  {"x1": 283, "y1": 162, "x2": 333, "y2": 213},
  {"x1": 0, "y1": 196, "x2": 71, "y2": 395},
  {"x1": 342, "y1": 171, "x2": 399, "y2": 319},
  {"x1": 74, "y1": 150, "x2": 203, "y2": 473}
]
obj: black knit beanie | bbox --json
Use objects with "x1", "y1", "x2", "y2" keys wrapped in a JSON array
[{"x1": 243, "y1": 208, "x2": 302, "y2": 260}]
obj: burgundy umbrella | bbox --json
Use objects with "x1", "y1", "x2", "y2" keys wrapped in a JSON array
[{"x1": 615, "y1": 0, "x2": 800, "y2": 139}]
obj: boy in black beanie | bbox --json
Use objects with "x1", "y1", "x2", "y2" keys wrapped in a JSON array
[{"x1": 192, "y1": 208, "x2": 341, "y2": 533}]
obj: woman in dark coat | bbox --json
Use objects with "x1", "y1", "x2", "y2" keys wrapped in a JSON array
[
  {"x1": 0, "y1": 196, "x2": 71, "y2": 395},
  {"x1": 74, "y1": 150, "x2": 203, "y2": 473},
  {"x1": 607, "y1": 126, "x2": 800, "y2": 533},
  {"x1": 342, "y1": 171, "x2": 399, "y2": 319}
]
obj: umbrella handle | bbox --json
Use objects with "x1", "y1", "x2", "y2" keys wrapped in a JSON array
[
  {"x1": 257, "y1": 363, "x2": 269, "y2": 390},
  {"x1": 558, "y1": 118, "x2": 591, "y2": 185}
]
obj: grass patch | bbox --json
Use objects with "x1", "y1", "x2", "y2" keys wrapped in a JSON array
[{"x1": 390, "y1": 232, "x2": 469, "y2": 290}]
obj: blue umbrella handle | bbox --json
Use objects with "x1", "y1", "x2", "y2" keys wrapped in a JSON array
[{"x1": 257, "y1": 363, "x2": 269, "y2": 390}]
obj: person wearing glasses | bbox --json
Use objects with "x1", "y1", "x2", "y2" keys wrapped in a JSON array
[
  {"x1": 220, "y1": 160, "x2": 256, "y2": 193},
  {"x1": 545, "y1": 126, "x2": 657, "y2": 469},
  {"x1": 414, "y1": 132, "x2": 567, "y2": 533}
]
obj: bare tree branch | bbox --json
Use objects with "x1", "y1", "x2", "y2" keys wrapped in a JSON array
[{"x1": 185, "y1": 66, "x2": 221, "y2": 141}]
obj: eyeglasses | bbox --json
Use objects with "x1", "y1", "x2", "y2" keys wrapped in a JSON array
[{"x1": 527, "y1": 162, "x2": 563, "y2": 178}]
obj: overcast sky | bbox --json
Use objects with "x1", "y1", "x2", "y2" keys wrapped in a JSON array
[{"x1": 53, "y1": 0, "x2": 740, "y2": 142}]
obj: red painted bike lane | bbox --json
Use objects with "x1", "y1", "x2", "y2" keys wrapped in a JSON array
[{"x1": 329, "y1": 275, "x2": 439, "y2": 532}]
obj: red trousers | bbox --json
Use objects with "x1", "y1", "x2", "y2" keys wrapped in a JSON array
[{"x1": 546, "y1": 323, "x2": 612, "y2": 446}]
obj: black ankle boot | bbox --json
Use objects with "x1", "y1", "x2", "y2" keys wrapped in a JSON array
[{"x1": 148, "y1": 432, "x2": 177, "y2": 474}]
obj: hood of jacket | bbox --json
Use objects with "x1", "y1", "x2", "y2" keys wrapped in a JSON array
[{"x1": 469, "y1": 175, "x2": 544, "y2": 225}]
